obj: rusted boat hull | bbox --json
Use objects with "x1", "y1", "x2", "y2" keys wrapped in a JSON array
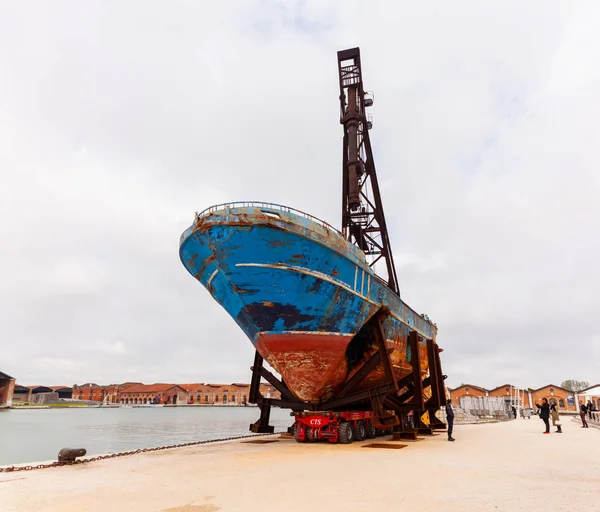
[{"x1": 179, "y1": 203, "x2": 437, "y2": 404}]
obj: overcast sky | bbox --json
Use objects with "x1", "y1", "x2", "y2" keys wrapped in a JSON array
[{"x1": 1, "y1": 1, "x2": 598, "y2": 390}]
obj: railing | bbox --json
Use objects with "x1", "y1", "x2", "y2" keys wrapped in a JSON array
[{"x1": 196, "y1": 201, "x2": 342, "y2": 235}]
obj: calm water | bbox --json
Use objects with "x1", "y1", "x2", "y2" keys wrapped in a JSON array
[{"x1": 0, "y1": 406, "x2": 292, "y2": 466}]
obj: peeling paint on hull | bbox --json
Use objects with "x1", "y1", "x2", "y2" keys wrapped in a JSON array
[{"x1": 179, "y1": 203, "x2": 438, "y2": 404}]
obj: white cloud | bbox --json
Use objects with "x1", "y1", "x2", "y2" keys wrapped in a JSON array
[{"x1": 0, "y1": 1, "x2": 598, "y2": 389}]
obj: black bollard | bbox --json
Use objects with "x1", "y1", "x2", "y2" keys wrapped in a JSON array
[{"x1": 57, "y1": 448, "x2": 87, "y2": 462}]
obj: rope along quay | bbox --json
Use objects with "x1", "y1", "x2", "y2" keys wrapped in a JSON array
[{"x1": 0, "y1": 432, "x2": 281, "y2": 473}]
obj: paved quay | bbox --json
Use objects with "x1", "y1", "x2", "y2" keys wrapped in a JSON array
[{"x1": 1, "y1": 418, "x2": 598, "y2": 512}]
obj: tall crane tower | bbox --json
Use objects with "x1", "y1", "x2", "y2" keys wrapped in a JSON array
[{"x1": 337, "y1": 48, "x2": 400, "y2": 297}]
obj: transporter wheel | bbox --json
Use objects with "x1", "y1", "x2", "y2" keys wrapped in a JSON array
[
  {"x1": 355, "y1": 421, "x2": 367, "y2": 441},
  {"x1": 293, "y1": 422, "x2": 307, "y2": 443},
  {"x1": 366, "y1": 423, "x2": 377, "y2": 439},
  {"x1": 338, "y1": 421, "x2": 355, "y2": 444}
]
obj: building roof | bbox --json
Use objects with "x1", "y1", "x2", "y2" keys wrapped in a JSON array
[
  {"x1": 120, "y1": 382, "x2": 143, "y2": 389},
  {"x1": 488, "y1": 383, "x2": 516, "y2": 392},
  {"x1": 450, "y1": 383, "x2": 488, "y2": 393},
  {"x1": 179, "y1": 383, "x2": 209, "y2": 393},
  {"x1": 532, "y1": 384, "x2": 571, "y2": 393},
  {"x1": 580, "y1": 384, "x2": 600, "y2": 393},
  {"x1": 50, "y1": 386, "x2": 72, "y2": 391},
  {"x1": 29, "y1": 386, "x2": 54, "y2": 393},
  {"x1": 121, "y1": 383, "x2": 182, "y2": 394},
  {"x1": 0, "y1": 371, "x2": 15, "y2": 380}
]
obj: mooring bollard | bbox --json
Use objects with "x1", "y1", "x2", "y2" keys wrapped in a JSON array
[{"x1": 58, "y1": 448, "x2": 87, "y2": 462}]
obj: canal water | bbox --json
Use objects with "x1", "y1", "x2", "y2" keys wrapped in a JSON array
[{"x1": 0, "y1": 406, "x2": 292, "y2": 466}]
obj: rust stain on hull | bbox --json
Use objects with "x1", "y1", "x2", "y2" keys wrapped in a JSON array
[{"x1": 255, "y1": 333, "x2": 353, "y2": 403}]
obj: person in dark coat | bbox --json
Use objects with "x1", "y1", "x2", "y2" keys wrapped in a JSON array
[
  {"x1": 535, "y1": 398, "x2": 550, "y2": 434},
  {"x1": 579, "y1": 401, "x2": 589, "y2": 428},
  {"x1": 446, "y1": 398, "x2": 455, "y2": 441}
]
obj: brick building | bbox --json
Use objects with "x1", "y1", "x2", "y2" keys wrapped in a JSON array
[
  {"x1": 448, "y1": 383, "x2": 582, "y2": 412},
  {"x1": 0, "y1": 371, "x2": 15, "y2": 408},
  {"x1": 118, "y1": 382, "x2": 279, "y2": 405},
  {"x1": 530, "y1": 385, "x2": 577, "y2": 411},
  {"x1": 120, "y1": 384, "x2": 188, "y2": 405},
  {"x1": 72, "y1": 383, "x2": 141, "y2": 403},
  {"x1": 448, "y1": 384, "x2": 487, "y2": 402}
]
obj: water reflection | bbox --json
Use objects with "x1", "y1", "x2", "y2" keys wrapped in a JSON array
[{"x1": 0, "y1": 407, "x2": 293, "y2": 465}]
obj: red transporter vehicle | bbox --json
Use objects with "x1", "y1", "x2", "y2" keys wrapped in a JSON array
[{"x1": 293, "y1": 410, "x2": 392, "y2": 444}]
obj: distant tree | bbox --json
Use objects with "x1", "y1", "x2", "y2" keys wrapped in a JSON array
[{"x1": 560, "y1": 380, "x2": 589, "y2": 392}]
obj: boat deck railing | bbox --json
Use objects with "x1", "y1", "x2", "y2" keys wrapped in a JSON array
[{"x1": 196, "y1": 201, "x2": 342, "y2": 235}]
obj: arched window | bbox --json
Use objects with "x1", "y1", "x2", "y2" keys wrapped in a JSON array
[
  {"x1": 205, "y1": 395, "x2": 209, "y2": 402},
  {"x1": 231, "y1": 395, "x2": 235, "y2": 403},
  {"x1": 197, "y1": 395, "x2": 201, "y2": 403},
  {"x1": 223, "y1": 394, "x2": 227, "y2": 404},
  {"x1": 190, "y1": 396, "x2": 194, "y2": 403},
  {"x1": 214, "y1": 396, "x2": 218, "y2": 403},
  {"x1": 559, "y1": 399, "x2": 565, "y2": 408}
]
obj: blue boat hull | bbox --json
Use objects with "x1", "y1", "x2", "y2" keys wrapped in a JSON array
[{"x1": 179, "y1": 203, "x2": 437, "y2": 403}]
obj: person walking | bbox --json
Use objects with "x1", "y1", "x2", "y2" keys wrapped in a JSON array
[
  {"x1": 535, "y1": 398, "x2": 551, "y2": 434},
  {"x1": 445, "y1": 398, "x2": 455, "y2": 441},
  {"x1": 550, "y1": 402, "x2": 562, "y2": 433},
  {"x1": 587, "y1": 400, "x2": 593, "y2": 420},
  {"x1": 579, "y1": 401, "x2": 589, "y2": 428}
]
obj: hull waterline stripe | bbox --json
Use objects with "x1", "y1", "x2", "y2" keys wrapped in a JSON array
[
  {"x1": 235, "y1": 262, "x2": 430, "y2": 339},
  {"x1": 236, "y1": 262, "x2": 379, "y2": 306},
  {"x1": 258, "y1": 330, "x2": 354, "y2": 337}
]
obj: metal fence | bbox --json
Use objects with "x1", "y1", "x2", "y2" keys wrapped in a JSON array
[{"x1": 458, "y1": 396, "x2": 512, "y2": 421}]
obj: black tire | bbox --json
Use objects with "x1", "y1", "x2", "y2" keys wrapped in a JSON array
[
  {"x1": 338, "y1": 421, "x2": 355, "y2": 444},
  {"x1": 355, "y1": 421, "x2": 367, "y2": 441},
  {"x1": 293, "y1": 422, "x2": 307, "y2": 443},
  {"x1": 366, "y1": 423, "x2": 377, "y2": 439}
]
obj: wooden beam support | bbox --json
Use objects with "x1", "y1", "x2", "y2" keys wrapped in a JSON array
[
  {"x1": 248, "y1": 351, "x2": 263, "y2": 404},
  {"x1": 374, "y1": 310, "x2": 398, "y2": 391},
  {"x1": 337, "y1": 350, "x2": 382, "y2": 398}
]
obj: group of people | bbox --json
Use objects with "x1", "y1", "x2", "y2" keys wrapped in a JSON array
[
  {"x1": 535, "y1": 398, "x2": 596, "y2": 432},
  {"x1": 445, "y1": 397, "x2": 595, "y2": 440},
  {"x1": 535, "y1": 398, "x2": 562, "y2": 433},
  {"x1": 578, "y1": 400, "x2": 595, "y2": 428}
]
